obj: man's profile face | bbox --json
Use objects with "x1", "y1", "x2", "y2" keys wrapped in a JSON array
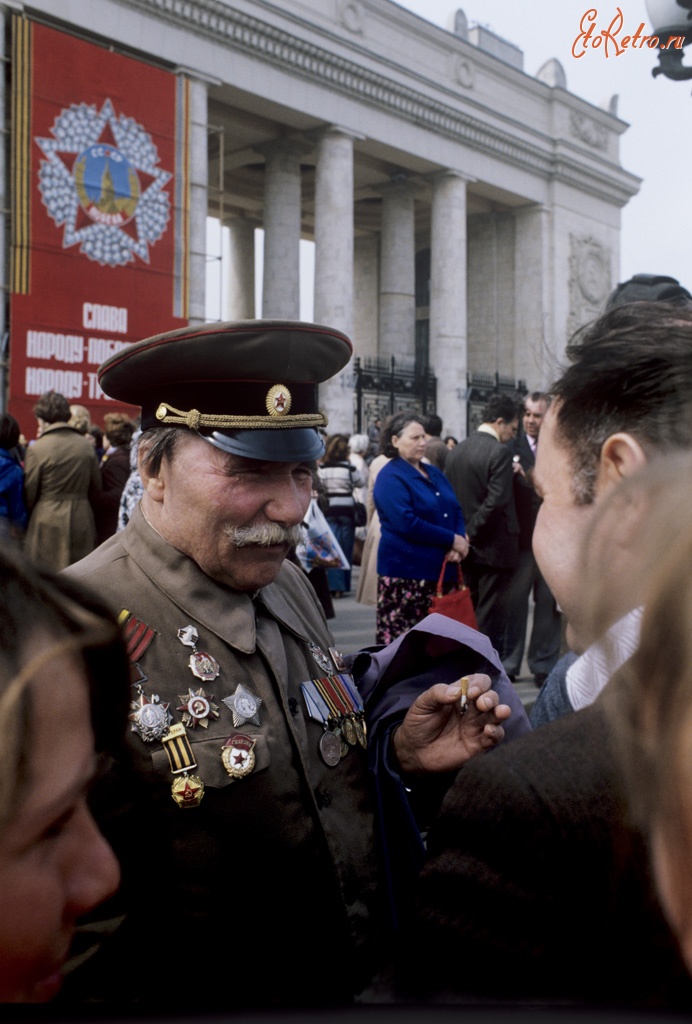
[
  {"x1": 532, "y1": 403, "x2": 599, "y2": 651},
  {"x1": 143, "y1": 433, "x2": 313, "y2": 591},
  {"x1": 497, "y1": 417, "x2": 518, "y2": 443},
  {"x1": 523, "y1": 398, "x2": 547, "y2": 440}
]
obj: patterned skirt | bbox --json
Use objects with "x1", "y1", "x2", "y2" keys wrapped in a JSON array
[{"x1": 376, "y1": 574, "x2": 456, "y2": 646}]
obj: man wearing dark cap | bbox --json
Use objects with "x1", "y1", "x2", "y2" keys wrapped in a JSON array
[
  {"x1": 61, "y1": 319, "x2": 515, "y2": 1012},
  {"x1": 605, "y1": 271, "x2": 692, "y2": 308}
]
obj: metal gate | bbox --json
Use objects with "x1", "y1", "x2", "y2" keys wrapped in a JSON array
[
  {"x1": 466, "y1": 372, "x2": 528, "y2": 434},
  {"x1": 352, "y1": 355, "x2": 436, "y2": 434}
]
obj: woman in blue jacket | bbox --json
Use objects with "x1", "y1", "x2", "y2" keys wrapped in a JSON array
[
  {"x1": 0, "y1": 413, "x2": 28, "y2": 537},
  {"x1": 374, "y1": 410, "x2": 469, "y2": 645}
]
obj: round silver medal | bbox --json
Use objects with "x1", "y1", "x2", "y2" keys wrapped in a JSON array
[{"x1": 319, "y1": 730, "x2": 341, "y2": 767}]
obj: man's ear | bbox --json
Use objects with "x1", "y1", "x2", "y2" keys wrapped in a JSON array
[
  {"x1": 138, "y1": 453, "x2": 165, "y2": 503},
  {"x1": 597, "y1": 432, "x2": 647, "y2": 491}
]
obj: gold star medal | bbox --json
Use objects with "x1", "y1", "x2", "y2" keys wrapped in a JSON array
[{"x1": 161, "y1": 723, "x2": 204, "y2": 809}]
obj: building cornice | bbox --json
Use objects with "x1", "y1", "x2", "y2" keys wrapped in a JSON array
[{"x1": 89, "y1": 0, "x2": 641, "y2": 204}]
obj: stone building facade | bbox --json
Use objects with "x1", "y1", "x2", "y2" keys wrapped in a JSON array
[{"x1": 6, "y1": 0, "x2": 640, "y2": 438}]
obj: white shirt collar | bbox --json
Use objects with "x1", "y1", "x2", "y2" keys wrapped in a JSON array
[
  {"x1": 477, "y1": 423, "x2": 500, "y2": 442},
  {"x1": 566, "y1": 606, "x2": 643, "y2": 711}
]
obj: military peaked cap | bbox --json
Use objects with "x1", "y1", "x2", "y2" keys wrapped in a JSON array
[{"x1": 98, "y1": 319, "x2": 353, "y2": 461}]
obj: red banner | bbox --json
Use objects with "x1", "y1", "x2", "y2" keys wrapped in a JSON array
[{"x1": 9, "y1": 18, "x2": 189, "y2": 440}]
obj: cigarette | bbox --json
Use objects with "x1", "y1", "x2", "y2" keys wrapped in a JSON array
[{"x1": 458, "y1": 676, "x2": 469, "y2": 714}]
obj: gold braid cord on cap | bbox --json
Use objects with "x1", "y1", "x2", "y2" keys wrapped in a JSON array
[{"x1": 155, "y1": 402, "x2": 328, "y2": 431}]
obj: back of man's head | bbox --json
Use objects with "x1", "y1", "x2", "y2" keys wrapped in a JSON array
[
  {"x1": 481, "y1": 394, "x2": 518, "y2": 425},
  {"x1": 423, "y1": 413, "x2": 443, "y2": 437},
  {"x1": 550, "y1": 300, "x2": 692, "y2": 504},
  {"x1": 606, "y1": 273, "x2": 692, "y2": 310}
]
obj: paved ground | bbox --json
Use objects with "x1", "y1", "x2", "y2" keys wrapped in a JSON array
[{"x1": 328, "y1": 567, "x2": 541, "y2": 714}]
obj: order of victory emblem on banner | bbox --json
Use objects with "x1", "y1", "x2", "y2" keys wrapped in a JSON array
[{"x1": 35, "y1": 98, "x2": 171, "y2": 268}]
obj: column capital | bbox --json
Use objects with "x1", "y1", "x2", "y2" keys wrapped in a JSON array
[
  {"x1": 428, "y1": 168, "x2": 477, "y2": 187},
  {"x1": 308, "y1": 124, "x2": 365, "y2": 144}
]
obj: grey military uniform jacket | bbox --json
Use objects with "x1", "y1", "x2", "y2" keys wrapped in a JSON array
[{"x1": 64, "y1": 506, "x2": 384, "y2": 1010}]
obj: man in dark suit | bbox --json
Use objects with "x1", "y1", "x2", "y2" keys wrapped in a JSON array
[
  {"x1": 387, "y1": 299, "x2": 692, "y2": 1010},
  {"x1": 502, "y1": 391, "x2": 562, "y2": 684},
  {"x1": 445, "y1": 394, "x2": 519, "y2": 661},
  {"x1": 391, "y1": 698, "x2": 692, "y2": 1009},
  {"x1": 422, "y1": 412, "x2": 448, "y2": 471}
]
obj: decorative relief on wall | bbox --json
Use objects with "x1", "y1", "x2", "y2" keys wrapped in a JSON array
[
  {"x1": 339, "y1": 0, "x2": 364, "y2": 34},
  {"x1": 568, "y1": 234, "x2": 611, "y2": 335},
  {"x1": 569, "y1": 111, "x2": 608, "y2": 150},
  {"x1": 452, "y1": 55, "x2": 474, "y2": 88}
]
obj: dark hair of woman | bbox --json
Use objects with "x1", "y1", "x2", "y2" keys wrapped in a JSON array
[
  {"x1": 0, "y1": 413, "x2": 20, "y2": 452},
  {"x1": 379, "y1": 411, "x2": 424, "y2": 459}
]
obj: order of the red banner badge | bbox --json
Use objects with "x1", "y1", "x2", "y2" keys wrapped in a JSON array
[
  {"x1": 161, "y1": 723, "x2": 205, "y2": 809},
  {"x1": 177, "y1": 625, "x2": 220, "y2": 682},
  {"x1": 221, "y1": 733, "x2": 256, "y2": 779}
]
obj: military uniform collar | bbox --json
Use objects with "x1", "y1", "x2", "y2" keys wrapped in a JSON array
[{"x1": 121, "y1": 505, "x2": 314, "y2": 653}]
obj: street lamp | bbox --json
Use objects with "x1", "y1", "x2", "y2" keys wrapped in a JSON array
[{"x1": 645, "y1": 0, "x2": 692, "y2": 78}]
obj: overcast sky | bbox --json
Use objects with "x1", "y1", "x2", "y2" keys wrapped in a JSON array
[{"x1": 394, "y1": 0, "x2": 692, "y2": 290}]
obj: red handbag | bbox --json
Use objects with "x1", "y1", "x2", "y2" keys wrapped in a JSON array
[{"x1": 428, "y1": 555, "x2": 478, "y2": 630}]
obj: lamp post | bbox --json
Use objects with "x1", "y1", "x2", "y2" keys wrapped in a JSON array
[{"x1": 645, "y1": 0, "x2": 692, "y2": 79}]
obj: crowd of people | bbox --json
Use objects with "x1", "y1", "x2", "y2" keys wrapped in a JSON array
[
  {"x1": 1, "y1": 275, "x2": 692, "y2": 1018},
  {"x1": 0, "y1": 395, "x2": 139, "y2": 569}
]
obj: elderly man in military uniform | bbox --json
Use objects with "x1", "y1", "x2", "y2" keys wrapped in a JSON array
[{"x1": 61, "y1": 320, "x2": 515, "y2": 1012}]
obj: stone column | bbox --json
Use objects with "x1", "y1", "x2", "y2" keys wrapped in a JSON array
[
  {"x1": 429, "y1": 171, "x2": 471, "y2": 439},
  {"x1": 313, "y1": 126, "x2": 360, "y2": 433},
  {"x1": 187, "y1": 77, "x2": 209, "y2": 325},
  {"x1": 226, "y1": 214, "x2": 256, "y2": 319},
  {"x1": 378, "y1": 177, "x2": 416, "y2": 361},
  {"x1": 353, "y1": 234, "x2": 379, "y2": 359},
  {"x1": 259, "y1": 139, "x2": 306, "y2": 319},
  {"x1": 514, "y1": 204, "x2": 552, "y2": 387}
]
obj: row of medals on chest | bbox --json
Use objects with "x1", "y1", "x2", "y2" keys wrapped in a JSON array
[{"x1": 127, "y1": 626, "x2": 366, "y2": 807}]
